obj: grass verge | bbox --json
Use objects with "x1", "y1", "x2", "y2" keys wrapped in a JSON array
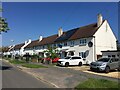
[
  {"x1": 75, "y1": 78, "x2": 119, "y2": 89},
  {"x1": 22, "y1": 63, "x2": 48, "y2": 68},
  {"x1": 9, "y1": 60, "x2": 25, "y2": 64}
]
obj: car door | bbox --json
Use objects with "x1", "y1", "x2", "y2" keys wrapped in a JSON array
[
  {"x1": 109, "y1": 58, "x2": 116, "y2": 70},
  {"x1": 70, "y1": 57, "x2": 79, "y2": 65},
  {"x1": 114, "y1": 58, "x2": 119, "y2": 69}
]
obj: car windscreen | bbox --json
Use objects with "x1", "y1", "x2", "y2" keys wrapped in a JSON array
[
  {"x1": 65, "y1": 57, "x2": 71, "y2": 59},
  {"x1": 97, "y1": 58, "x2": 110, "y2": 62}
]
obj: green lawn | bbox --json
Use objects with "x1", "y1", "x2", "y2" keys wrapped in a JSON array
[
  {"x1": 75, "y1": 78, "x2": 119, "y2": 89},
  {"x1": 22, "y1": 63, "x2": 48, "y2": 68},
  {"x1": 9, "y1": 60, "x2": 25, "y2": 64}
]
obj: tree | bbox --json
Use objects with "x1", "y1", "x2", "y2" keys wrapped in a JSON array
[
  {"x1": 0, "y1": 8, "x2": 9, "y2": 33},
  {"x1": 44, "y1": 45, "x2": 60, "y2": 64},
  {"x1": 0, "y1": 46, "x2": 9, "y2": 53}
]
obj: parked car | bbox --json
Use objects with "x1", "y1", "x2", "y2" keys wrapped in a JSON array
[
  {"x1": 52, "y1": 58, "x2": 59, "y2": 63},
  {"x1": 90, "y1": 57, "x2": 120, "y2": 73},
  {"x1": 57, "y1": 56, "x2": 83, "y2": 67}
]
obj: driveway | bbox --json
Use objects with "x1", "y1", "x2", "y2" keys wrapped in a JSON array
[{"x1": 67, "y1": 66, "x2": 120, "y2": 79}]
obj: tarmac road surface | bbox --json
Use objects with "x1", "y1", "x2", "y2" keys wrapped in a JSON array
[{"x1": 1, "y1": 60, "x2": 54, "y2": 88}]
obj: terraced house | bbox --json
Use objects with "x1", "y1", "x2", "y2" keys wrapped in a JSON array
[
  {"x1": 5, "y1": 39, "x2": 31, "y2": 56},
  {"x1": 23, "y1": 14, "x2": 117, "y2": 64},
  {"x1": 4, "y1": 14, "x2": 117, "y2": 64}
]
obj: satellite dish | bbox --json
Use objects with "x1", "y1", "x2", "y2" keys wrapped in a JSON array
[{"x1": 88, "y1": 41, "x2": 93, "y2": 47}]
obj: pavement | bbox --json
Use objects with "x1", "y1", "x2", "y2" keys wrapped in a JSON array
[
  {"x1": 2, "y1": 59, "x2": 119, "y2": 88},
  {"x1": 1, "y1": 60, "x2": 55, "y2": 88}
]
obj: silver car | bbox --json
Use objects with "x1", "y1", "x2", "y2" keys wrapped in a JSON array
[{"x1": 90, "y1": 57, "x2": 120, "y2": 73}]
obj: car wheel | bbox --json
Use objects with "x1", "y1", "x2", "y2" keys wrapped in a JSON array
[
  {"x1": 65, "y1": 62, "x2": 69, "y2": 67},
  {"x1": 117, "y1": 67, "x2": 120, "y2": 71},
  {"x1": 79, "y1": 62, "x2": 82, "y2": 66},
  {"x1": 105, "y1": 66, "x2": 110, "y2": 73},
  {"x1": 90, "y1": 67, "x2": 93, "y2": 71}
]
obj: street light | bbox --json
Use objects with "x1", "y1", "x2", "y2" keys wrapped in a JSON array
[{"x1": 11, "y1": 40, "x2": 14, "y2": 58}]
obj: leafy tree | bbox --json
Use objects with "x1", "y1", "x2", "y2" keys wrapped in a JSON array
[
  {"x1": 44, "y1": 45, "x2": 60, "y2": 64},
  {"x1": 0, "y1": 46, "x2": 9, "y2": 52},
  {"x1": 0, "y1": 8, "x2": 9, "y2": 33}
]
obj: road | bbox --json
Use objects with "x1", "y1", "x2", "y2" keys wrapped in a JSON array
[{"x1": 1, "y1": 60, "x2": 54, "y2": 88}]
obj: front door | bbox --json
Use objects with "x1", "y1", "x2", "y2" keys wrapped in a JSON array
[{"x1": 61, "y1": 52, "x2": 68, "y2": 58}]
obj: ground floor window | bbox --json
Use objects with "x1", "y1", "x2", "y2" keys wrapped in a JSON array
[
  {"x1": 108, "y1": 55, "x2": 111, "y2": 57},
  {"x1": 79, "y1": 52, "x2": 86, "y2": 58}
]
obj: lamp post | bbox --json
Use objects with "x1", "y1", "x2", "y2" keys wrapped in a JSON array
[{"x1": 11, "y1": 40, "x2": 14, "y2": 58}]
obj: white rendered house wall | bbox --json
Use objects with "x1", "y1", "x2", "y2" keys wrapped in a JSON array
[{"x1": 94, "y1": 20, "x2": 117, "y2": 56}]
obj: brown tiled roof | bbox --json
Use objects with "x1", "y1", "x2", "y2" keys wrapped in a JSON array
[
  {"x1": 55, "y1": 29, "x2": 77, "y2": 42},
  {"x1": 25, "y1": 40, "x2": 39, "y2": 48},
  {"x1": 14, "y1": 43, "x2": 24, "y2": 50},
  {"x1": 25, "y1": 21, "x2": 105, "y2": 48},
  {"x1": 25, "y1": 34, "x2": 58, "y2": 48},
  {"x1": 69, "y1": 21, "x2": 105, "y2": 40},
  {"x1": 38, "y1": 34, "x2": 58, "y2": 46}
]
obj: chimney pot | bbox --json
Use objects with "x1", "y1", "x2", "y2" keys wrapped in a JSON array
[
  {"x1": 28, "y1": 39, "x2": 31, "y2": 43},
  {"x1": 25, "y1": 41, "x2": 27, "y2": 44},
  {"x1": 58, "y1": 27, "x2": 63, "y2": 37},
  {"x1": 97, "y1": 13, "x2": 103, "y2": 27},
  {"x1": 39, "y1": 36, "x2": 43, "y2": 41}
]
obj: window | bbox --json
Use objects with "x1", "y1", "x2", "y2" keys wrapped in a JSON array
[
  {"x1": 79, "y1": 52, "x2": 86, "y2": 58},
  {"x1": 65, "y1": 57, "x2": 71, "y2": 59},
  {"x1": 115, "y1": 58, "x2": 119, "y2": 62},
  {"x1": 111, "y1": 58, "x2": 115, "y2": 62},
  {"x1": 70, "y1": 41, "x2": 74, "y2": 46},
  {"x1": 80, "y1": 39, "x2": 87, "y2": 45},
  {"x1": 72, "y1": 57, "x2": 81, "y2": 59},
  {"x1": 64, "y1": 42, "x2": 67, "y2": 46},
  {"x1": 68, "y1": 51, "x2": 74, "y2": 56},
  {"x1": 98, "y1": 58, "x2": 110, "y2": 62},
  {"x1": 58, "y1": 44, "x2": 62, "y2": 48},
  {"x1": 108, "y1": 55, "x2": 111, "y2": 57},
  {"x1": 42, "y1": 46, "x2": 45, "y2": 49},
  {"x1": 117, "y1": 55, "x2": 119, "y2": 57},
  {"x1": 54, "y1": 44, "x2": 56, "y2": 47},
  {"x1": 112, "y1": 55, "x2": 115, "y2": 57}
]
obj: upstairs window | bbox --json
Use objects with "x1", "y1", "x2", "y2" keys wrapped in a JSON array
[
  {"x1": 112, "y1": 55, "x2": 115, "y2": 57},
  {"x1": 80, "y1": 39, "x2": 87, "y2": 45},
  {"x1": 64, "y1": 42, "x2": 67, "y2": 46},
  {"x1": 42, "y1": 46, "x2": 45, "y2": 49},
  {"x1": 108, "y1": 55, "x2": 111, "y2": 57},
  {"x1": 70, "y1": 41, "x2": 74, "y2": 46},
  {"x1": 53, "y1": 44, "x2": 56, "y2": 47}
]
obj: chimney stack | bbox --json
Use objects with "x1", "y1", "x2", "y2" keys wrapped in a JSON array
[
  {"x1": 39, "y1": 36, "x2": 43, "y2": 41},
  {"x1": 28, "y1": 39, "x2": 31, "y2": 43},
  {"x1": 58, "y1": 27, "x2": 63, "y2": 37},
  {"x1": 25, "y1": 41, "x2": 27, "y2": 44},
  {"x1": 97, "y1": 13, "x2": 103, "y2": 27}
]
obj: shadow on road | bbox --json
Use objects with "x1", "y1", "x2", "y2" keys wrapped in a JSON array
[{"x1": 0, "y1": 66, "x2": 12, "y2": 70}]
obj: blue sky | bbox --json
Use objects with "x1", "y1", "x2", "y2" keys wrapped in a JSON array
[{"x1": 2, "y1": 2, "x2": 118, "y2": 46}]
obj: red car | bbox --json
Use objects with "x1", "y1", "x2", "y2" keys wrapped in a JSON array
[
  {"x1": 52, "y1": 58, "x2": 59, "y2": 63},
  {"x1": 43, "y1": 57, "x2": 59, "y2": 63}
]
